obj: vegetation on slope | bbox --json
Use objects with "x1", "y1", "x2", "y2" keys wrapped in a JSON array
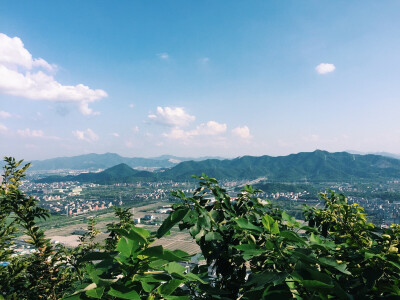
[
  {"x1": 38, "y1": 150, "x2": 400, "y2": 184},
  {"x1": 1, "y1": 158, "x2": 400, "y2": 299}
]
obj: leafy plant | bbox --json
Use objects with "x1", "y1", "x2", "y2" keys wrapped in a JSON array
[{"x1": 1, "y1": 158, "x2": 400, "y2": 300}]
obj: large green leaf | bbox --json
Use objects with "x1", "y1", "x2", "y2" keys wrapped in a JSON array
[
  {"x1": 158, "y1": 279, "x2": 184, "y2": 296},
  {"x1": 184, "y1": 272, "x2": 207, "y2": 284},
  {"x1": 108, "y1": 287, "x2": 140, "y2": 300},
  {"x1": 85, "y1": 286, "x2": 105, "y2": 299},
  {"x1": 141, "y1": 246, "x2": 189, "y2": 261},
  {"x1": 112, "y1": 228, "x2": 147, "y2": 245},
  {"x1": 157, "y1": 208, "x2": 190, "y2": 238},
  {"x1": 205, "y1": 231, "x2": 223, "y2": 242},
  {"x1": 234, "y1": 244, "x2": 266, "y2": 260},
  {"x1": 281, "y1": 211, "x2": 300, "y2": 227},
  {"x1": 319, "y1": 257, "x2": 351, "y2": 275},
  {"x1": 301, "y1": 280, "x2": 334, "y2": 291},
  {"x1": 234, "y1": 217, "x2": 263, "y2": 233},
  {"x1": 262, "y1": 214, "x2": 280, "y2": 234},
  {"x1": 116, "y1": 236, "x2": 138, "y2": 257},
  {"x1": 164, "y1": 262, "x2": 186, "y2": 274},
  {"x1": 279, "y1": 230, "x2": 306, "y2": 245},
  {"x1": 130, "y1": 225, "x2": 150, "y2": 237}
]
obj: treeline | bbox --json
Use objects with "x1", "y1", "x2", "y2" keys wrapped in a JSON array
[{"x1": 1, "y1": 158, "x2": 400, "y2": 299}]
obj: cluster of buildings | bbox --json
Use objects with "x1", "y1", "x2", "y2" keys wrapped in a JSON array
[
  {"x1": 65, "y1": 199, "x2": 114, "y2": 216},
  {"x1": 347, "y1": 196, "x2": 400, "y2": 226},
  {"x1": 21, "y1": 181, "x2": 97, "y2": 198},
  {"x1": 257, "y1": 191, "x2": 311, "y2": 201}
]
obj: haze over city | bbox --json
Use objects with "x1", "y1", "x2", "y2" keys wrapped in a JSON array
[{"x1": 1, "y1": 1, "x2": 400, "y2": 160}]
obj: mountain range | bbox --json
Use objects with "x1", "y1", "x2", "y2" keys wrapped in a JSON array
[
  {"x1": 37, "y1": 150, "x2": 400, "y2": 184},
  {"x1": 23, "y1": 153, "x2": 225, "y2": 171}
]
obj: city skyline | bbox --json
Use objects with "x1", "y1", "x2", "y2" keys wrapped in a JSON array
[{"x1": 1, "y1": 1, "x2": 400, "y2": 160}]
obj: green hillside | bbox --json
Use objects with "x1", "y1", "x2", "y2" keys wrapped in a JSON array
[{"x1": 37, "y1": 150, "x2": 400, "y2": 183}]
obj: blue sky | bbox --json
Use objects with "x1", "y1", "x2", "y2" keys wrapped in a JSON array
[{"x1": 1, "y1": 1, "x2": 400, "y2": 160}]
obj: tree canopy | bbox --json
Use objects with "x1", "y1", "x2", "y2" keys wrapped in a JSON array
[{"x1": 1, "y1": 158, "x2": 400, "y2": 299}]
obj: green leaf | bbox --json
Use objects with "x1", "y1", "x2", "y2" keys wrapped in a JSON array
[
  {"x1": 157, "y1": 208, "x2": 189, "y2": 238},
  {"x1": 141, "y1": 281, "x2": 155, "y2": 293},
  {"x1": 136, "y1": 273, "x2": 172, "y2": 283},
  {"x1": 108, "y1": 287, "x2": 140, "y2": 300},
  {"x1": 141, "y1": 246, "x2": 189, "y2": 261},
  {"x1": 271, "y1": 221, "x2": 280, "y2": 234},
  {"x1": 282, "y1": 211, "x2": 299, "y2": 227},
  {"x1": 85, "y1": 286, "x2": 105, "y2": 299},
  {"x1": 141, "y1": 245, "x2": 164, "y2": 257},
  {"x1": 234, "y1": 244, "x2": 266, "y2": 260},
  {"x1": 279, "y1": 230, "x2": 306, "y2": 245},
  {"x1": 164, "y1": 262, "x2": 186, "y2": 274},
  {"x1": 234, "y1": 217, "x2": 263, "y2": 233},
  {"x1": 262, "y1": 214, "x2": 279, "y2": 234},
  {"x1": 205, "y1": 231, "x2": 223, "y2": 241},
  {"x1": 158, "y1": 279, "x2": 184, "y2": 296},
  {"x1": 184, "y1": 272, "x2": 206, "y2": 284},
  {"x1": 112, "y1": 228, "x2": 147, "y2": 245},
  {"x1": 163, "y1": 249, "x2": 190, "y2": 261},
  {"x1": 86, "y1": 264, "x2": 103, "y2": 285},
  {"x1": 149, "y1": 259, "x2": 169, "y2": 269},
  {"x1": 301, "y1": 280, "x2": 334, "y2": 291},
  {"x1": 116, "y1": 236, "x2": 137, "y2": 257},
  {"x1": 310, "y1": 233, "x2": 322, "y2": 245},
  {"x1": 130, "y1": 225, "x2": 150, "y2": 238},
  {"x1": 388, "y1": 260, "x2": 400, "y2": 270},
  {"x1": 319, "y1": 257, "x2": 351, "y2": 275},
  {"x1": 246, "y1": 271, "x2": 289, "y2": 287}
]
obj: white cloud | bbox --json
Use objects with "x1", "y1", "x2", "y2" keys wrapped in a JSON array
[
  {"x1": 157, "y1": 53, "x2": 169, "y2": 60},
  {"x1": 129, "y1": 104, "x2": 135, "y2": 109},
  {"x1": 16, "y1": 128, "x2": 60, "y2": 140},
  {"x1": 163, "y1": 121, "x2": 227, "y2": 140},
  {"x1": 315, "y1": 63, "x2": 336, "y2": 74},
  {"x1": 163, "y1": 128, "x2": 190, "y2": 140},
  {"x1": 0, "y1": 110, "x2": 11, "y2": 119},
  {"x1": 148, "y1": 106, "x2": 195, "y2": 127},
  {"x1": 17, "y1": 128, "x2": 44, "y2": 138},
  {"x1": 111, "y1": 132, "x2": 120, "y2": 137},
  {"x1": 0, "y1": 33, "x2": 54, "y2": 71},
  {"x1": 0, "y1": 33, "x2": 107, "y2": 115},
  {"x1": 0, "y1": 123, "x2": 7, "y2": 133},
  {"x1": 193, "y1": 121, "x2": 227, "y2": 136},
  {"x1": 73, "y1": 128, "x2": 99, "y2": 142},
  {"x1": 232, "y1": 126, "x2": 252, "y2": 139},
  {"x1": 132, "y1": 126, "x2": 139, "y2": 132}
]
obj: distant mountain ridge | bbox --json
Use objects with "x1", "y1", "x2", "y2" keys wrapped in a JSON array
[
  {"x1": 27, "y1": 153, "x2": 224, "y2": 171},
  {"x1": 37, "y1": 150, "x2": 400, "y2": 184},
  {"x1": 347, "y1": 150, "x2": 400, "y2": 160}
]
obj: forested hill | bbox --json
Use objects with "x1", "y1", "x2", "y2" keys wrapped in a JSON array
[
  {"x1": 37, "y1": 150, "x2": 400, "y2": 183},
  {"x1": 162, "y1": 150, "x2": 400, "y2": 182}
]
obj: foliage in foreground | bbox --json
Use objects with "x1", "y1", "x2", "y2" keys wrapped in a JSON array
[{"x1": 0, "y1": 158, "x2": 400, "y2": 299}]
